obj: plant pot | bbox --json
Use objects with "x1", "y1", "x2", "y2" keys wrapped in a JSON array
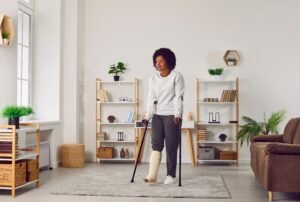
[
  {"x1": 209, "y1": 75, "x2": 223, "y2": 81},
  {"x1": 3, "y1": 38, "x2": 9, "y2": 45},
  {"x1": 8, "y1": 117, "x2": 20, "y2": 129},
  {"x1": 227, "y1": 61, "x2": 236, "y2": 66},
  {"x1": 114, "y1": 76, "x2": 120, "y2": 81}
]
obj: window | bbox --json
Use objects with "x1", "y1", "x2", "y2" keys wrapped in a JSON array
[{"x1": 17, "y1": 3, "x2": 33, "y2": 106}]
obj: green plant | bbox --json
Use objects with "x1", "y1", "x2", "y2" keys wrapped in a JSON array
[
  {"x1": 237, "y1": 110, "x2": 285, "y2": 146},
  {"x1": 227, "y1": 58, "x2": 236, "y2": 62},
  {"x1": 108, "y1": 62, "x2": 127, "y2": 76},
  {"x1": 2, "y1": 32, "x2": 9, "y2": 39},
  {"x1": 208, "y1": 68, "x2": 224, "y2": 75},
  {"x1": 1, "y1": 105, "x2": 34, "y2": 119}
]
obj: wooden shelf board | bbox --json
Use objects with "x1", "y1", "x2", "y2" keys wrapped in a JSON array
[
  {"x1": 0, "y1": 180, "x2": 39, "y2": 190},
  {"x1": 0, "y1": 151, "x2": 38, "y2": 161},
  {"x1": 197, "y1": 122, "x2": 237, "y2": 126},
  {"x1": 198, "y1": 160, "x2": 237, "y2": 163},
  {"x1": 98, "y1": 158, "x2": 135, "y2": 162},
  {"x1": 100, "y1": 140, "x2": 135, "y2": 143},
  {"x1": 197, "y1": 141, "x2": 237, "y2": 144},
  {"x1": 97, "y1": 101, "x2": 138, "y2": 104}
]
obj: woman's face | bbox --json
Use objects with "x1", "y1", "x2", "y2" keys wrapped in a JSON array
[{"x1": 155, "y1": 55, "x2": 169, "y2": 72}]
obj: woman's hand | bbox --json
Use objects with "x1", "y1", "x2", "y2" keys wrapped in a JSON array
[
  {"x1": 142, "y1": 119, "x2": 149, "y2": 125},
  {"x1": 174, "y1": 117, "x2": 182, "y2": 124}
]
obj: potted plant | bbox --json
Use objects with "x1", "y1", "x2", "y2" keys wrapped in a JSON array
[
  {"x1": 108, "y1": 62, "x2": 127, "y2": 81},
  {"x1": 227, "y1": 58, "x2": 236, "y2": 66},
  {"x1": 237, "y1": 110, "x2": 285, "y2": 146},
  {"x1": 1, "y1": 105, "x2": 34, "y2": 129},
  {"x1": 2, "y1": 32, "x2": 9, "y2": 45},
  {"x1": 208, "y1": 68, "x2": 224, "y2": 81}
]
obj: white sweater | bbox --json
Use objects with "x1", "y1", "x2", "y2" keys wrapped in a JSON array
[{"x1": 145, "y1": 70, "x2": 184, "y2": 120}]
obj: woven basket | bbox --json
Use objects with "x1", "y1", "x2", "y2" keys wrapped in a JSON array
[
  {"x1": 26, "y1": 159, "x2": 39, "y2": 182},
  {"x1": 0, "y1": 161, "x2": 26, "y2": 187},
  {"x1": 61, "y1": 144, "x2": 85, "y2": 168}
]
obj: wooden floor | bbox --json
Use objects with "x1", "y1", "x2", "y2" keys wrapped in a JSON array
[{"x1": 1, "y1": 163, "x2": 300, "y2": 202}]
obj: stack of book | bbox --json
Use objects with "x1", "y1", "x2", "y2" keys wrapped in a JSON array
[
  {"x1": 220, "y1": 90, "x2": 237, "y2": 102},
  {"x1": 97, "y1": 89, "x2": 109, "y2": 102},
  {"x1": 197, "y1": 129, "x2": 206, "y2": 142},
  {"x1": 0, "y1": 132, "x2": 18, "y2": 155},
  {"x1": 97, "y1": 132, "x2": 106, "y2": 141}
]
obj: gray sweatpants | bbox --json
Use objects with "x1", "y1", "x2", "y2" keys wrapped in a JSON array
[{"x1": 151, "y1": 114, "x2": 181, "y2": 177}]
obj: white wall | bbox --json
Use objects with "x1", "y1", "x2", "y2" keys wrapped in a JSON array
[
  {"x1": 61, "y1": 0, "x2": 80, "y2": 143},
  {"x1": 81, "y1": 0, "x2": 300, "y2": 163},
  {"x1": 0, "y1": 0, "x2": 18, "y2": 124},
  {"x1": 32, "y1": 0, "x2": 61, "y2": 121}
]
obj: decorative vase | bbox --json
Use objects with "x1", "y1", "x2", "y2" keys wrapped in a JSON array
[
  {"x1": 114, "y1": 76, "x2": 120, "y2": 81},
  {"x1": 8, "y1": 117, "x2": 20, "y2": 129},
  {"x1": 125, "y1": 149, "x2": 129, "y2": 159},
  {"x1": 3, "y1": 39, "x2": 9, "y2": 45},
  {"x1": 219, "y1": 133, "x2": 227, "y2": 142},
  {"x1": 120, "y1": 148, "x2": 125, "y2": 158}
]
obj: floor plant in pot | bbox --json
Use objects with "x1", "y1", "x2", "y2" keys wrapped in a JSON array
[
  {"x1": 237, "y1": 110, "x2": 285, "y2": 146},
  {"x1": 108, "y1": 62, "x2": 127, "y2": 81},
  {"x1": 1, "y1": 105, "x2": 34, "y2": 129}
]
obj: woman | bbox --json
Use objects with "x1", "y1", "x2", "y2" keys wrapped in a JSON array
[{"x1": 143, "y1": 48, "x2": 184, "y2": 185}]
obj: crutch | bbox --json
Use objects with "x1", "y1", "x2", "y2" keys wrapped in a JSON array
[
  {"x1": 178, "y1": 120, "x2": 182, "y2": 187},
  {"x1": 131, "y1": 121, "x2": 149, "y2": 183}
]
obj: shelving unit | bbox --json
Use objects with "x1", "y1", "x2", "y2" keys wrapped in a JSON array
[
  {"x1": 96, "y1": 78, "x2": 139, "y2": 163},
  {"x1": 0, "y1": 14, "x2": 14, "y2": 46},
  {"x1": 195, "y1": 78, "x2": 239, "y2": 165},
  {"x1": 0, "y1": 123, "x2": 40, "y2": 197}
]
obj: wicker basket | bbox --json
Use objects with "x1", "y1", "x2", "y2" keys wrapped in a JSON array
[
  {"x1": 26, "y1": 159, "x2": 39, "y2": 182},
  {"x1": 0, "y1": 161, "x2": 26, "y2": 187},
  {"x1": 61, "y1": 144, "x2": 85, "y2": 168},
  {"x1": 97, "y1": 147, "x2": 114, "y2": 159}
]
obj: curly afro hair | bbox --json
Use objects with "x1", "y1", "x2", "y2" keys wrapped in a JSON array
[{"x1": 152, "y1": 48, "x2": 176, "y2": 71}]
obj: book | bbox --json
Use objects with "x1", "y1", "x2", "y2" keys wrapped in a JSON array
[{"x1": 126, "y1": 111, "x2": 135, "y2": 123}]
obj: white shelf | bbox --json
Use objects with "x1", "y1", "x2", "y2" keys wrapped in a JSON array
[
  {"x1": 198, "y1": 80, "x2": 236, "y2": 83},
  {"x1": 97, "y1": 122, "x2": 135, "y2": 125},
  {"x1": 100, "y1": 140, "x2": 135, "y2": 143},
  {"x1": 96, "y1": 81, "x2": 136, "y2": 84},
  {"x1": 197, "y1": 122, "x2": 237, "y2": 126},
  {"x1": 0, "y1": 127, "x2": 36, "y2": 133},
  {"x1": 98, "y1": 158, "x2": 135, "y2": 162},
  {"x1": 197, "y1": 102, "x2": 236, "y2": 104},
  {"x1": 197, "y1": 141, "x2": 237, "y2": 144},
  {"x1": 198, "y1": 160, "x2": 237, "y2": 163},
  {"x1": 97, "y1": 101, "x2": 137, "y2": 104},
  {"x1": 0, "y1": 180, "x2": 39, "y2": 190},
  {"x1": 0, "y1": 151, "x2": 38, "y2": 161}
]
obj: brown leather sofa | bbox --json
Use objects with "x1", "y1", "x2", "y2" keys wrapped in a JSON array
[{"x1": 250, "y1": 117, "x2": 300, "y2": 201}]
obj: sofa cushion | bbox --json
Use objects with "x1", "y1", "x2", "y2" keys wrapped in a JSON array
[
  {"x1": 282, "y1": 118, "x2": 300, "y2": 144},
  {"x1": 292, "y1": 122, "x2": 300, "y2": 144},
  {"x1": 265, "y1": 142, "x2": 300, "y2": 154}
]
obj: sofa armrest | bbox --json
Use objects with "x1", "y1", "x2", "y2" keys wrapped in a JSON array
[
  {"x1": 251, "y1": 134, "x2": 283, "y2": 143},
  {"x1": 265, "y1": 143, "x2": 300, "y2": 155}
]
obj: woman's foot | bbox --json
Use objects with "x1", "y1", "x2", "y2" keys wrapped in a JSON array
[
  {"x1": 164, "y1": 175, "x2": 176, "y2": 185},
  {"x1": 143, "y1": 178, "x2": 157, "y2": 183}
]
